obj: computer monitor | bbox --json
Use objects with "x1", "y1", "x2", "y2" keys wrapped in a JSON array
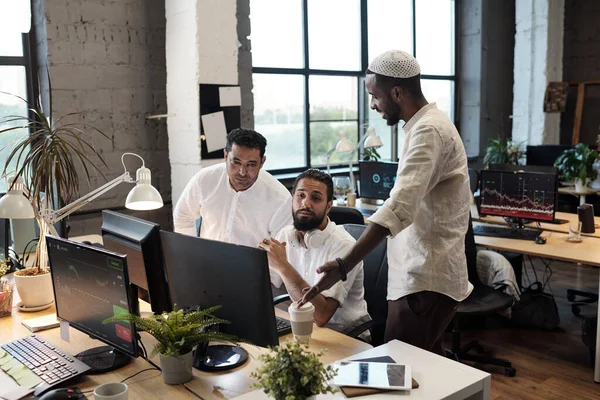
[
  {"x1": 160, "y1": 230, "x2": 278, "y2": 348},
  {"x1": 47, "y1": 236, "x2": 139, "y2": 372},
  {"x1": 101, "y1": 211, "x2": 171, "y2": 314},
  {"x1": 479, "y1": 165, "x2": 558, "y2": 224},
  {"x1": 526, "y1": 145, "x2": 572, "y2": 167},
  {"x1": 358, "y1": 161, "x2": 398, "y2": 201}
]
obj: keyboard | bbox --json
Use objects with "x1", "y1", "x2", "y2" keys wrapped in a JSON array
[
  {"x1": 1, "y1": 335, "x2": 90, "y2": 394},
  {"x1": 275, "y1": 316, "x2": 292, "y2": 335},
  {"x1": 473, "y1": 225, "x2": 541, "y2": 241}
]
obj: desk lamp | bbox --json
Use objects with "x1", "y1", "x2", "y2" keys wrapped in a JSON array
[
  {"x1": 326, "y1": 132, "x2": 356, "y2": 175},
  {"x1": 0, "y1": 152, "x2": 163, "y2": 268},
  {"x1": 347, "y1": 127, "x2": 384, "y2": 193}
]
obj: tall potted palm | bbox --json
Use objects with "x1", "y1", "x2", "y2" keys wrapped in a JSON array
[{"x1": 0, "y1": 74, "x2": 111, "y2": 308}]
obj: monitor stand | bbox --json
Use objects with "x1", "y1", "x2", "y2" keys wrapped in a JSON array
[
  {"x1": 76, "y1": 346, "x2": 131, "y2": 373},
  {"x1": 193, "y1": 344, "x2": 248, "y2": 372}
]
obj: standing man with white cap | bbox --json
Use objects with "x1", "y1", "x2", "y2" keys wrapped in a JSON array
[{"x1": 299, "y1": 50, "x2": 472, "y2": 355}]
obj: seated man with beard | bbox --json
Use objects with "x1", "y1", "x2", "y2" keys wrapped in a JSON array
[{"x1": 259, "y1": 169, "x2": 371, "y2": 334}]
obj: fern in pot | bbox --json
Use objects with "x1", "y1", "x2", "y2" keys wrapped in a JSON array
[
  {"x1": 104, "y1": 305, "x2": 240, "y2": 384},
  {"x1": 0, "y1": 75, "x2": 110, "y2": 308},
  {"x1": 554, "y1": 143, "x2": 599, "y2": 192}
]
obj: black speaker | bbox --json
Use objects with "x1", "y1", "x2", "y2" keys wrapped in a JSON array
[{"x1": 578, "y1": 204, "x2": 595, "y2": 234}]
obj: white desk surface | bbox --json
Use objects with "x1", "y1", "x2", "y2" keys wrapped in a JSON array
[{"x1": 234, "y1": 340, "x2": 491, "y2": 400}]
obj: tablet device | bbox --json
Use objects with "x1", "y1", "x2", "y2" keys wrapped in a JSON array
[{"x1": 333, "y1": 362, "x2": 412, "y2": 390}]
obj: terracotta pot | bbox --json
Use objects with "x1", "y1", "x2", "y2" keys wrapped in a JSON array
[{"x1": 14, "y1": 269, "x2": 53, "y2": 308}]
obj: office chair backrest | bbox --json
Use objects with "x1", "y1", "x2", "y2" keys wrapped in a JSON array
[
  {"x1": 526, "y1": 144, "x2": 572, "y2": 167},
  {"x1": 343, "y1": 224, "x2": 388, "y2": 322},
  {"x1": 329, "y1": 206, "x2": 365, "y2": 225},
  {"x1": 464, "y1": 214, "x2": 482, "y2": 287},
  {"x1": 468, "y1": 168, "x2": 479, "y2": 194}
]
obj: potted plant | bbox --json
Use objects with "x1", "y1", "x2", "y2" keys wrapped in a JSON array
[
  {"x1": 484, "y1": 138, "x2": 524, "y2": 168},
  {"x1": 0, "y1": 75, "x2": 110, "y2": 307},
  {"x1": 251, "y1": 340, "x2": 337, "y2": 400},
  {"x1": 104, "y1": 305, "x2": 240, "y2": 385},
  {"x1": 362, "y1": 147, "x2": 381, "y2": 162},
  {"x1": 554, "y1": 143, "x2": 599, "y2": 192},
  {"x1": 0, "y1": 256, "x2": 13, "y2": 317}
]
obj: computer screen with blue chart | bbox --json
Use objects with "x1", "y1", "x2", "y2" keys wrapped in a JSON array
[{"x1": 359, "y1": 161, "x2": 398, "y2": 201}]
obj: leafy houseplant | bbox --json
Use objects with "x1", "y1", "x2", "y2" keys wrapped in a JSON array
[
  {"x1": 104, "y1": 305, "x2": 241, "y2": 384},
  {"x1": 554, "y1": 143, "x2": 600, "y2": 191},
  {"x1": 0, "y1": 75, "x2": 110, "y2": 277},
  {"x1": 362, "y1": 147, "x2": 381, "y2": 161},
  {"x1": 251, "y1": 340, "x2": 337, "y2": 400},
  {"x1": 483, "y1": 138, "x2": 524, "y2": 168},
  {"x1": 0, "y1": 257, "x2": 13, "y2": 317}
]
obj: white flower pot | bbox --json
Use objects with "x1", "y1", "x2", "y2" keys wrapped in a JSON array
[
  {"x1": 160, "y1": 351, "x2": 193, "y2": 384},
  {"x1": 575, "y1": 178, "x2": 589, "y2": 193},
  {"x1": 14, "y1": 270, "x2": 53, "y2": 308}
]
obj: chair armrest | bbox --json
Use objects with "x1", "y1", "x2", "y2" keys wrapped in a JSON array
[
  {"x1": 273, "y1": 294, "x2": 291, "y2": 305},
  {"x1": 346, "y1": 319, "x2": 386, "y2": 340}
]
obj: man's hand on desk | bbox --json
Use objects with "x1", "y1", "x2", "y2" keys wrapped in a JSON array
[
  {"x1": 298, "y1": 260, "x2": 343, "y2": 307},
  {"x1": 258, "y1": 237, "x2": 289, "y2": 273}
]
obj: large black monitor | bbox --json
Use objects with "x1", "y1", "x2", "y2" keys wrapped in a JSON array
[
  {"x1": 47, "y1": 235, "x2": 138, "y2": 372},
  {"x1": 101, "y1": 211, "x2": 171, "y2": 314},
  {"x1": 526, "y1": 145, "x2": 572, "y2": 167},
  {"x1": 359, "y1": 161, "x2": 398, "y2": 201},
  {"x1": 160, "y1": 230, "x2": 278, "y2": 348},
  {"x1": 479, "y1": 165, "x2": 558, "y2": 223}
]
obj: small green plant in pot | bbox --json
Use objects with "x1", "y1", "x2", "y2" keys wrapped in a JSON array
[
  {"x1": 483, "y1": 138, "x2": 524, "y2": 168},
  {"x1": 554, "y1": 143, "x2": 599, "y2": 192},
  {"x1": 104, "y1": 305, "x2": 240, "y2": 384},
  {"x1": 251, "y1": 340, "x2": 337, "y2": 400}
]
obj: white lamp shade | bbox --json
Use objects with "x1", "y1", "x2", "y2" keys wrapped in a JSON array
[
  {"x1": 0, "y1": 177, "x2": 35, "y2": 219},
  {"x1": 335, "y1": 132, "x2": 356, "y2": 153},
  {"x1": 0, "y1": 192, "x2": 35, "y2": 219},
  {"x1": 125, "y1": 167, "x2": 163, "y2": 210},
  {"x1": 363, "y1": 127, "x2": 384, "y2": 149}
]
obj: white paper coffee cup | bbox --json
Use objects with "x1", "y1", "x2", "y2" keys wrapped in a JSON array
[{"x1": 288, "y1": 302, "x2": 315, "y2": 343}]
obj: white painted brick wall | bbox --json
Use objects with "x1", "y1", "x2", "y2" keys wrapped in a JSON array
[
  {"x1": 165, "y1": 0, "x2": 239, "y2": 205},
  {"x1": 512, "y1": 0, "x2": 563, "y2": 146},
  {"x1": 34, "y1": 0, "x2": 170, "y2": 233}
]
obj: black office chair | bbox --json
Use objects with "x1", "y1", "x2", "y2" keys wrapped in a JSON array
[
  {"x1": 468, "y1": 168, "x2": 479, "y2": 194},
  {"x1": 445, "y1": 215, "x2": 517, "y2": 377},
  {"x1": 328, "y1": 206, "x2": 365, "y2": 225},
  {"x1": 343, "y1": 224, "x2": 388, "y2": 346}
]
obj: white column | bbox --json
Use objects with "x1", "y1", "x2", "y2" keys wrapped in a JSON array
[{"x1": 512, "y1": 0, "x2": 564, "y2": 146}]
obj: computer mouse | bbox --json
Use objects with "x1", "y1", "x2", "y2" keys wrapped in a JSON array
[
  {"x1": 38, "y1": 388, "x2": 87, "y2": 400},
  {"x1": 535, "y1": 236, "x2": 547, "y2": 245}
]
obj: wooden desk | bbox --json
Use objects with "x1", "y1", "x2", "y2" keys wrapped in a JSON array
[
  {"x1": 235, "y1": 340, "x2": 491, "y2": 400},
  {"x1": 473, "y1": 223, "x2": 600, "y2": 383},
  {"x1": 1, "y1": 235, "x2": 372, "y2": 399}
]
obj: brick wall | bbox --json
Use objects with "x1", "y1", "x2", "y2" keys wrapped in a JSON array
[
  {"x1": 561, "y1": 0, "x2": 600, "y2": 145},
  {"x1": 32, "y1": 0, "x2": 172, "y2": 235}
]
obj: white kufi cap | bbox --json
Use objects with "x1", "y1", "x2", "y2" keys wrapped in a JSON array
[{"x1": 368, "y1": 50, "x2": 421, "y2": 78}]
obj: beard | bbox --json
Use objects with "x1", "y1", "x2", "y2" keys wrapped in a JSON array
[
  {"x1": 293, "y1": 208, "x2": 326, "y2": 231},
  {"x1": 384, "y1": 106, "x2": 402, "y2": 126}
]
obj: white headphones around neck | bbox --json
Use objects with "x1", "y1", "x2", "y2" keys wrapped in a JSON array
[{"x1": 291, "y1": 219, "x2": 335, "y2": 249}]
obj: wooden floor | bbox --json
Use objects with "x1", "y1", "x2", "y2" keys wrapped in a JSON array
[{"x1": 450, "y1": 258, "x2": 599, "y2": 399}]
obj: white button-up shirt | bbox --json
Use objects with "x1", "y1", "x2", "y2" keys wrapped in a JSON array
[
  {"x1": 271, "y1": 221, "x2": 371, "y2": 334},
  {"x1": 369, "y1": 103, "x2": 473, "y2": 302},
  {"x1": 173, "y1": 163, "x2": 292, "y2": 248}
]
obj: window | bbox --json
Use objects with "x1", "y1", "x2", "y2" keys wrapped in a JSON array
[
  {"x1": 0, "y1": 5, "x2": 33, "y2": 192},
  {"x1": 251, "y1": 0, "x2": 456, "y2": 172}
]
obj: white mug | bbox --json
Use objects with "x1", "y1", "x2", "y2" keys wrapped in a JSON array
[{"x1": 94, "y1": 382, "x2": 128, "y2": 400}]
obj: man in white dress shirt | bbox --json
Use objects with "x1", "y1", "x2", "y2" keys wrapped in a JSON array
[
  {"x1": 300, "y1": 50, "x2": 472, "y2": 355},
  {"x1": 259, "y1": 169, "x2": 370, "y2": 335},
  {"x1": 173, "y1": 128, "x2": 292, "y2": 248}
]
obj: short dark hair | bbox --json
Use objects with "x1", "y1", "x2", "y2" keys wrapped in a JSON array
[
  {"x1": 366, "y1": 69, "x2": 424, "y2": 99},
  {"x1": 225, "y1": 128, "x2": 267, "y2": 158},
  {"x1": 292, "y1": 169, "x2": 334, "y2": 202}
]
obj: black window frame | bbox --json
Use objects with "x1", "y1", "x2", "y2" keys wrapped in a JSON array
[{"x1": 252, "y1": 0, "x2": 457, "y2": 175}]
